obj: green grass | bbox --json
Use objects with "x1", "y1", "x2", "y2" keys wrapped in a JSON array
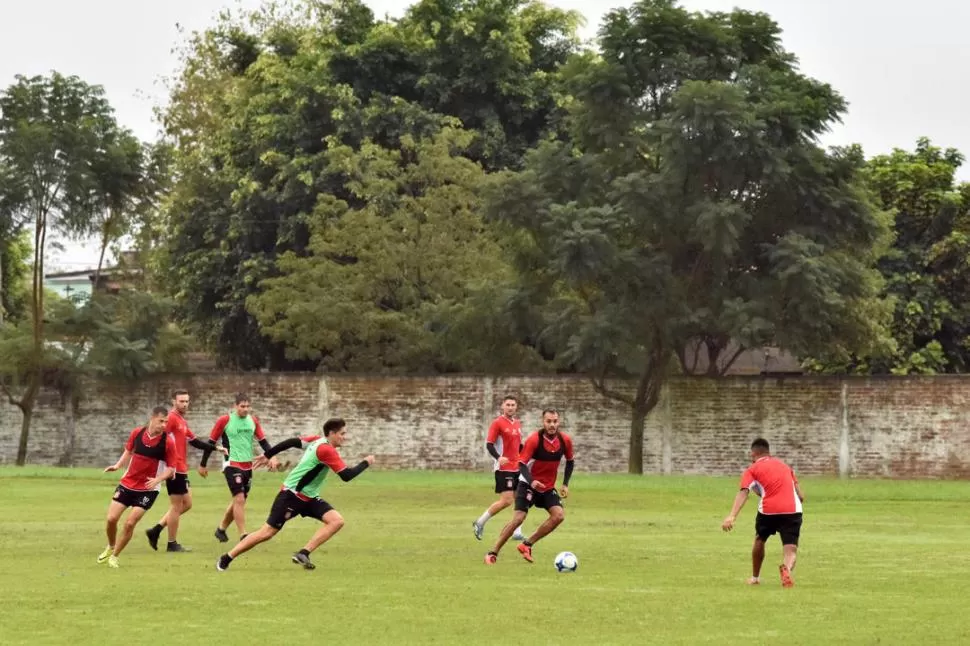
[{"x1": 1, "y1": 468, "x2": 969, "y2": 645}]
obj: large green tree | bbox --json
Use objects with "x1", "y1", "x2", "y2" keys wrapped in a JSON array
[
  {"x1": 0, "y1": 73, "x2": 148, "y2": 464},
  {"x1": 160, "y1": 0, "x2": 580, "y2": 369},
  {"x1": 808, "y1": 138, "x2": 970, "y2": 374},
  {"x1": 249, "y1": 125, "x2": 545, "y2": 371},
  {"x1": 485, "y1": 0, "x2": 892, "y2": 473}
]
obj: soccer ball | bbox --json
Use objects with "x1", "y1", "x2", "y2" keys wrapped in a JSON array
[{"x1": 554, "y1": 551, "x2": 578, "y2": 573}]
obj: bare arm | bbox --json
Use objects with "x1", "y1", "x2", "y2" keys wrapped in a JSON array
[
  {"x1": 721, "y1": 489, "x2": 750, "y2": 531},
  {"x1": 104, "y1": 450, "x2": 132, "y2": 472},
  {"x1": 145, "y1": 466, "x2": 176, "y2": 490},
  {"x1": 795, "y1": 483, "x2": 805, "y2": 502}
]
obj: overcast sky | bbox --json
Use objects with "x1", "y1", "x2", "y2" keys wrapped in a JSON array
[{"x1": 3, "y1": 0, "x2": 968, "y2": 269}]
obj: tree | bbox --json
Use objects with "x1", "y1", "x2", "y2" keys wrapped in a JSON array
[
  {"x1": 806, "y1": 139, "x2": 970, "y2": 374},
  {"x1": 160, "y1": 0, "x2": 581, "y2": 369},
  {"x1": 0, "y1": 73, "x2": 136, "y2": 465},
  {"x1": 248, "y1": 125, "x2": 546, "y2": 371},
  {"x1": 485, "y1": 0, "x2": 892, "y2": 473}
]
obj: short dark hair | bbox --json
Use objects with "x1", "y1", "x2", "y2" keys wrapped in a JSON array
[
  {"x1": 172, "y1": 389, "x2": 189, "y2": 400},
  {"x1": 323, "y1": 418, "x2": 346, "y2": 435},
  {"x1": 542, "y1": 409, "x2": 559, "y2": 417},
  {"x1": 152, "y1": 406, "x2": 168, "y2": 417},
  {"x1": 502, "y1": 396, "x2": 518, "y2": 404},
  {"x1": 751, "y1": 438, "x2": 770, "y2": 453},
  {"x1": 234, "y1": 392, "x2": 250, "y2": 405}
]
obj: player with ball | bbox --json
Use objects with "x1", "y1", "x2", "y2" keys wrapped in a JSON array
[{"x1": 485, "y1": 408, "x2": 574, "y2": 566}]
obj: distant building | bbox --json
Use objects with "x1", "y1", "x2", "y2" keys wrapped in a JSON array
[{"x1": 44, "y1": 251, "x2": 143, "y2": 300}]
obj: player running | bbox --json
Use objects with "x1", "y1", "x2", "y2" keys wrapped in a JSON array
[
  {"x1": 144, "y1": 389, "x2": 224, "y2": 553},
  {"x1": 473, "y1": 396, "x2": 526, "y2": 542},
  {"x1": 486, "y1": 408, "x2": 574, "y2": 565},
  {"x1": 99, "y1": 407, "x2": 177, "y2": 568},
  {"x1": 721, "y1": 438, "x2": 805, "y2": 588},
  {"x1": 215, "y1": 418, "x2": 374, "y2": 572},
  {"x1": 199, "y1": 393, "x2": 275, "y2": 542}
]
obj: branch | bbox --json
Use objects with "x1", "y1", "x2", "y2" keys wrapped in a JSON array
[
  {"x1": 589, "y1": 363, "x2": 633, "y2": 407},
  {"x1": 718, "y1": 344, "x2": 747, "y2": 377},
  {"x1": 0, "y1": 382, "x2": 25, "y2": 412}
]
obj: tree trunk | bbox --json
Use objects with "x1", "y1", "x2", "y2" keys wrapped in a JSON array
[
  {"x1": 0, "y1": 243, "x2": 5, "y2": 325},
  {"x1": 15, "y1": 401, "x2": 34, "y2": 466},
  {"x1": 628, "y1": 404, "x2": 649, "y2": 474},
  {"x1": 59, "y1": 384, "x2": 78, "y2": 466}
]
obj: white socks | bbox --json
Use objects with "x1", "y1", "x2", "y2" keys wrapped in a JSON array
[{"x1": 476, "y1": 511, "x2": 492, "y2": 527}]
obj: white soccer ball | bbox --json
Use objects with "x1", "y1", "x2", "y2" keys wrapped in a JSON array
[{"x1": 554, "y1": 551, "x2": 578, "y2": 573}]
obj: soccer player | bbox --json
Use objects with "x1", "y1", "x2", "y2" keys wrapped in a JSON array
[
  {"x1": 721, "y1": 438, "x2": 805, "y2": 588},
  {"x1": 485, "y1": 408, "x2": 574, "y2": 565},
  {"x1": 215, "y1": 418, "x2": 374, "y2": 572},
  {"x1": 473, "y1": 396, "x2": 526, "y2": 542},
  {"x1": 198, "y1": 393, "x2": 276, "y2": 542},
  {"x1": 144, "y1": 389, "x2": 223, "y2": 553},
  {"x1": 99, "y1": 406, "x2": 177, "y2": 568}
]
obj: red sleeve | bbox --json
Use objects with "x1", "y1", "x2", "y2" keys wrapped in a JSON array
[
  {"x1": 209, "y1": 415, "x2": 229, "y2": 442},
  {"x1": 739, "y1": 466, "x2": 756, "y2": 489},
  {"x1": 563, "y1": 433, "x2": 574, "y2": 460},
  {"x1": 164, "y1": 433, "x2": 179, "y2": 467},
  {"x1": 125, "y1": 428, "x2": 140, "y2": 452},
  {"x1": 486, "y1": 419, "x2": 501, "y2": 443},
  {"x1": 519, "y1": 433, "x2": 538, "y2": 463},
  {"x1": 253, "y1": 417, "x2": 266, "y2": 441},
  {"x1": 315, "y1": 444, "x2": 347, "y2": 472},
  {"x1": 300, "y1": 435, "x2": 322, "y2": 445},
  {"x1": 186, "y1": 427, "x2": 196, "y2": 441}
]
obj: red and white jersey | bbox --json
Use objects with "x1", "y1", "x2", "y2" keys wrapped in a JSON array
[
  {"x1": 120, "y1": 427, "x2": 178, "y2": 491},
  {"x1": 740, "y1": 456, "x2": 801, "y2": 515},
  {"x1": 486, "y1": 415, "x2": 521, "y2": 473}
]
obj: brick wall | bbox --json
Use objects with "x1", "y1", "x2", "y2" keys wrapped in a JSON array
[{"x1": 1, "y1": 374, "x2": 969, "y2": 478}]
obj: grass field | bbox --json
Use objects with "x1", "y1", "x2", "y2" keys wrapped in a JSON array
[{"x1": 1, "y1": 468, "x2": 969, "y2": 645}]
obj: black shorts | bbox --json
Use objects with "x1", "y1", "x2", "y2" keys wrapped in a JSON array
[
  {"x1": 224, "y1": 466, "x2": 253, "y2": 497},
  {"x1": 494, "y1": 471, "x2": 519, "y2": 493},
  {"x1": 266, "y1": 490, "x2": 335, "y2": 530},
  {"x1": 755, "y1": 512, "x2": 803, "y2": 545},
  {"x1": 112, "y1": 485, "x2": 159, "y2": 510},
  {"x1": 166, "y1": 473, "x2": 190, "y2": 496},
  {"x1": 514, "y1": 483, "x2": 563, "y2": 513}
]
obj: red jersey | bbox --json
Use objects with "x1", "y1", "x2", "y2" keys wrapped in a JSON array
[
  {"x1": 120, "y1": 427, "x2": 178, "y2": 491},
  {"x1": 519, "y1": 431, "x2": 573, "y2": 492},
  {"x1": 740, "y1": 456, "x2": 802, "y2": 515},
  {"x1": 166, "y1": 409, "x2": 196, "y2": 474},
  {"x1": 487, "y1": 415, "x2": 521, "y2": 473},
  {"x1": 209, "y1": 414, "x2": 267, "y2": 469}
]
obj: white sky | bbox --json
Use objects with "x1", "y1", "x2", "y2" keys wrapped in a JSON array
[{"x1": 3, "y1": 0, "x2": 969, "y2": 269}]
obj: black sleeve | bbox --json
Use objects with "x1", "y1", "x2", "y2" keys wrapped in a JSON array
[
  {"x1": 194, "y1": 438, "x2": 216, "y2": 466},
  {"x1": 337, "y1": 460, "x2": 371, "y2": 482},
  {"x1": 519, "y1": 461, "x2": 533, "y2": 483},
  {"x1": 563, "y1": 460, "x2": 574, "y2": 486},
  {"x1": 485, "y1": 442, "x2": 500, "y2": 460},
  {"x1": 263, "y1": 437, "x2": 302, "y2": 459},
  {"x1": 258, "y1": 438, "x2": 272, "y2": 453}
]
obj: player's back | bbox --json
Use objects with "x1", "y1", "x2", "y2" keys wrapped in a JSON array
[{"x1": 744, "y1": 456, "x2": 801, "y2": 514}]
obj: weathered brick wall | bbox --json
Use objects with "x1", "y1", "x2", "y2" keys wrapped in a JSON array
[{"x1": 1, "y1": 374, "x2": 969, "y2": 478}]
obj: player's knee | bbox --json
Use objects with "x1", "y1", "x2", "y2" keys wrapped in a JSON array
[
  {"x1": 550, "y1": 508, "x2": 564, "y2": 525},
  {"x1": 325, "y1": 511, "x2": 345, "y2": 531},
  {"x1": 124, "y1": 517, "x2": 140, "y2": 532}
]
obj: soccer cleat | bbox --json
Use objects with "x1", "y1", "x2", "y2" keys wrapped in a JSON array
[
  {"x1": 145, "y1": 526, "x2": 161, "y2": 551},
  {"x1": 484, "y1": 552, "x2": 497, "y2": 565},
  {"x1": 292, "y1": 552, "x2": 316, "y2": 570},
  {"x1": 779, "y1": 564, "x2": 794, "y2": 588},
  {"x1": 472, "y1": 521, "x2": 484, "y2": 541},
  {"x1": 216, "y1": 554, "x2": 231, "y2": 572},
  {"x1": 108, "y1": 555, "x2": 120, "y2": 569},
  {"x1": 516, "y1": 542, "x2": 534, "y2": 563},
  {"x1": 214, "y1": 528, "x2": 229, "y2": 543},
  {"x1": 166, "y1": 542, "x2": 192, "y2": 553},
  {"x1": 97, "y1": 546, "x2": 113, "y2": 564},
  {"x1": 746, "y1": 577, "x2": 760, "y2": 585}
]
